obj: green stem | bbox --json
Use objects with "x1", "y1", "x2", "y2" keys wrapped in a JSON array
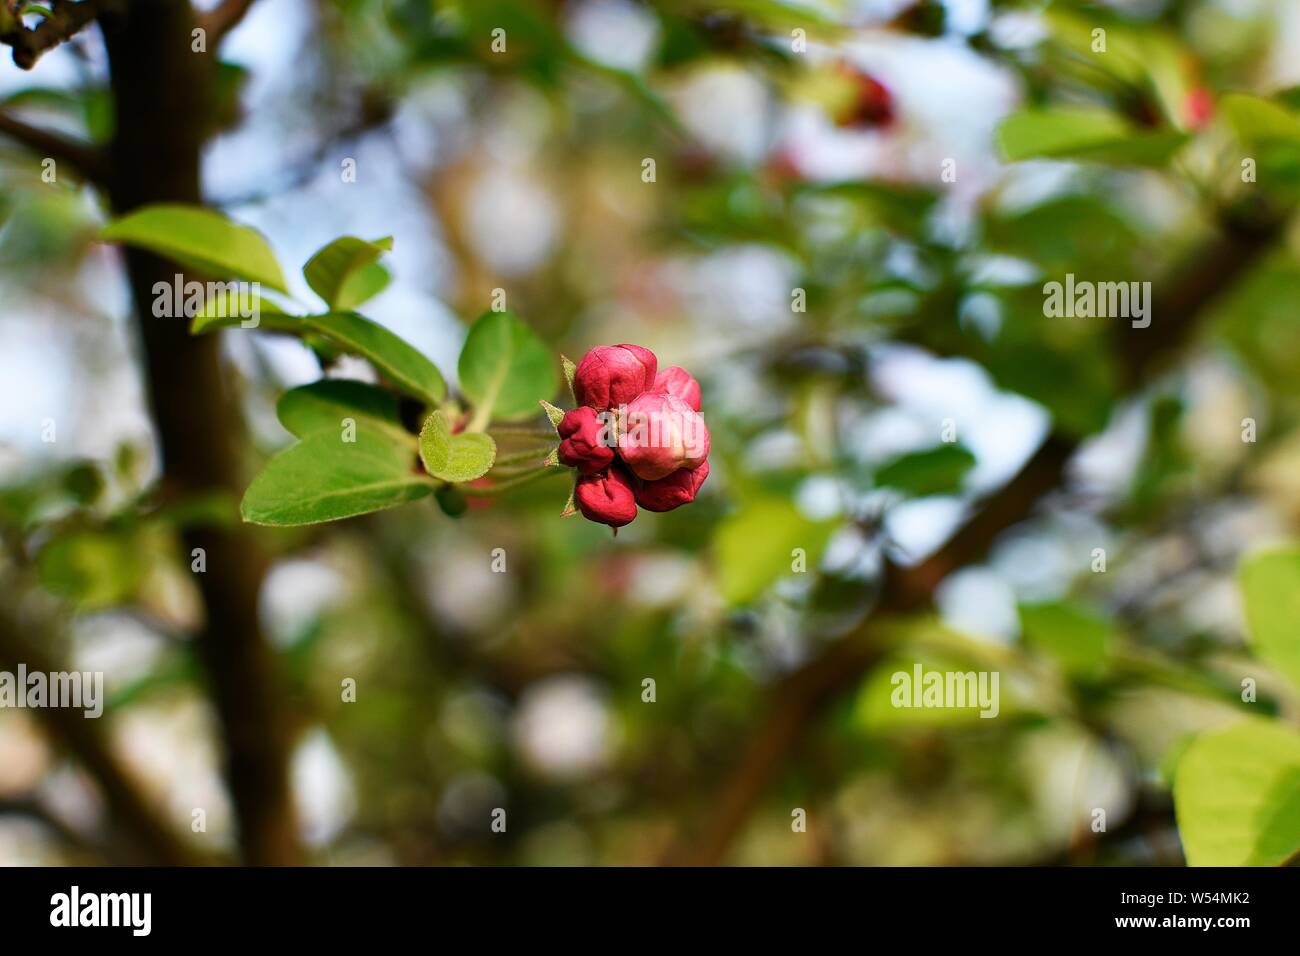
[
  {"x1": 462, "y1": 466, "x2": 567, "y2": 496},
  {"x1": 489, "y1": 426, "x2": 557, "y2": 439},
  {"x1": 493, "y1": 447, "x2": 554, "y2": 467}
]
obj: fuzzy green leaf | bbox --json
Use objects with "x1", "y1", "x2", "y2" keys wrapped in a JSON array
[{"x1": 241, "y1": 430, "x2": 429, "y2": 526}]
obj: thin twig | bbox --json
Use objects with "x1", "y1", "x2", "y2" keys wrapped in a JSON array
[
  {"x1": 462, "y1": 466, "x2": 566, "y2": 495},
  {"x1": 663, "y1": 207, "x2": 1290, "y2": 866},
  {"x1": 0, "y1": 0, "x2": 100, "y2": 69},
  {"x1": 0, "y1": 108, "x2": 108, "y2": 182}
]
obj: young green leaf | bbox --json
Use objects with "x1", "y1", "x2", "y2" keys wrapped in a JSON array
[
  {"x1": 1220, "y1": 93, "x2": 1300, "y2": 145},
  {"x1": 458, "y1": 311, "x2": 557, "y2": 424},
  {"x1": 101, "y1": 204, "x2": 289, "y2": 292},
  {"x1": 1018, "y1": 601, "x2": 1110, "y2": 676},
  {"x1": 996, "y1": 108, "x2": 1188, "y2": 167},
  {"x1": 715, "y1": 497, "x2": 836, "y2": 606},
  {"x1": 1174, "y1": 720, "x2": 1300, "y2": 866},
  {"x1": 190, "y1": 287, "x2": 293, "y2": 334},
  {"x1": 1238, "y1": 548, "x2": 1300, "y2": 694},
  {"x1": 303, "y1": 236, "x2": 393, "y2": 310},
  {"x1": 241, "y1": 430, "x2": 430, "y2": 526},
  {"x1": 440, "y1": 433, "x2": 496, "y2": 482},
  {"x1": 419, "y1": 410, "x2": 497, "y2": 482},
  {"x1": 874, "y1": 445, "x2": 975, "y2": 497},
  {"x1": 276, "y1": 379, "x2": 411, "y2": 445},
  {"x1": 418, "y1": 409, "x2": 453, "y2": 475}
]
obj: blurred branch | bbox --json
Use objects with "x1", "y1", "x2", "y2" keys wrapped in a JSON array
[
  {"x1": 0, "y1": 108, "x2": 108, "y2": 183},
  {"x1": 196, "y1": 0, "x2": 256, "y2": 43},
  {"x1": 0, "y1": 0, "x2": 101, "y2": 69},
  {"x1": 0, "y1": 609, "x2": 205, "y2": 865},
  {"x1": 98, "y1": 0, "x2": 303, "y2": 865},
  {"x1": 0, "y1": 796, "x2": 103, "y2": 860},
  {"x1": 664, "y1": 206, "x2": 1290, "y2": 866}
]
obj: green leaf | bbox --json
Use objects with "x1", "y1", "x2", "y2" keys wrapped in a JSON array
[
  {"x1": 1174, "y1": 720, "x2": 1300, "y2": 866},
  {"x1": 874, "y1": 445, "x2": 975, "y2": 497},
  {"x1": 419, "y1": 410, "x2": 497, "y2": 482},
  {"x1": 441, "y1": 433, "x2": 496, "y2": 482},
  {"x1": 854, "y1": 653, "x2": 1004, "y2": 729},
  {"x1": 715, "y1": 497, "x2": 836, "y2": 606},
  {"x1": 190, "y1": 287, "x2": 290, "y2": 333},
  {"x1": 1220, "y1": 93, "x2": 1300, "y2": 145},
  {"x1": 100, "y1": 204, "x2": 288, "y2": 292},
  {"x1": 1018, "y1": 601, "x2": 1110, "y2": 676},
  {"x1": 195, "y1": 309, "x2": 446, "y2": 405},
  {"x1": 276, "y1": 380, "x2": 411, "y2": 445},
  {"x1": 418, "y1": 409, "x2": 452, "y2": 475},
  {"x1": 996, "y1": 109, "x2": 1188, "y2": 167},
  {"x1": 241, "y1": 430, "x2": 430, "y2": 526},
  {"x1": 37, "y1": 530, "x2": 145, "y2": 608},
  {"x1": 1238, "y1": 548, "x2": 1300, "y2": 694},
  {"x1": 303, "y1": 236, "x2": 393, "y2": 310},
  {"x1": 306, "y1": 312, "x2": 446, "y2": 405},
  {"x1": 458, "y1": 311, "x2": 557, "y2": 423}
]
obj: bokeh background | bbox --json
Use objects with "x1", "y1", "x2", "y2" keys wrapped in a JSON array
[{"x1": 2, "y1": 0, "x2": 1300, "y2": 865}]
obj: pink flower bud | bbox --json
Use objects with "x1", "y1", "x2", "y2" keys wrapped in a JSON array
[
  {"x1": 835, "y1": 63, "x2": 894, "y2": 129},
  {"x1": 634, "y1": 460, "x2": 709, "y2": 512},
  {"x1": 573, "y1": 345, "x2": 658, "y2": 411},
  {"x1": 557, "y1": 407, "x2": 615, "y2": 475},
  {"x1": 575, "y1": 464, "x2": 638, "y2": 528},
  {"x1": 1184, "y1": 87, "x2": 1214, "y2": 130},
  {"x1": 617, "y1": 392, "x2": 710, "y2": 481},
  {"x1": 652, "y1": 366, "x2": 702, "y2": 411}
]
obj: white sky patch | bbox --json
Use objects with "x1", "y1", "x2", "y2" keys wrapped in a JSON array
[
  {"x1": 668, "y1": 65, "x2": 772, "y2": 166},
  {"x1": 260, "y1": 559, "x2": 350, "y2": 648},
  {"x1": 566, "y1": 0, "x2": 661, "y2": 72},
  {"x1": 292, "y1": 728, "x2": 357, "y2": 847},
  {"x1": 465, "y1": 164, "x2": 560, "y2": 275},
  {"x1": 514, "y1": 676, "x2": 611, "y2": 779},
  {"x1": 936, "y1": 566, "x2": 1020, "y2": 643}
]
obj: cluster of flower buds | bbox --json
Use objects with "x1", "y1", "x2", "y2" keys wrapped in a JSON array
[{"x1": 556, "y1": 345, "x2": 710, "y2": 529}]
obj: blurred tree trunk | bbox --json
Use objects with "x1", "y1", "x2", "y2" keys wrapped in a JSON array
[{"x1": 98, "y1": 0, "x2": 302, "y2": 866}]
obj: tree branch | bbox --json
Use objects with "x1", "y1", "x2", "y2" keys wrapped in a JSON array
[
  {"x1": 663, "y1": 207, "x2": 1290, "y2": 866},
  {"x1": 0, "y1": 108, "x2": 108, "y2": 183},
  {"x1": 0, "y1": 609, "x2": 205, "y2": 865},
  {"x1": 98, "y1": 0, "x2": 304, "y2": 866},
  {"x1": 0, "y1": 0, "x2": 101, "y2": 69}
]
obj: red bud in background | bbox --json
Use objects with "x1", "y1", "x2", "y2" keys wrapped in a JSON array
[
  {"x1": 573, "y1": 344, "x2": 658, "y2": 411},
  {"x1": 1184, "y1": 87, "x2": 1214, "y2": 130},
  {"x1": 835, "y1": 63, "x2": 894, "y2": 129},
  {"x1": 633, "y1": 460, "x2": 710, "y2": 513}
]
